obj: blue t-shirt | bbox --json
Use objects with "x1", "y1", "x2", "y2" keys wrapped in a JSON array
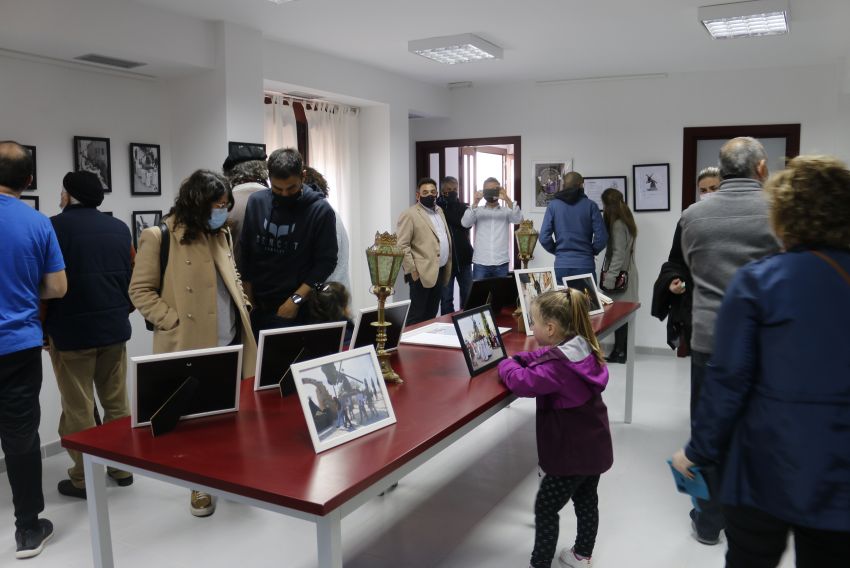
[{"x1": 0, "y1": 194, "x2": 65, "y2": 356}]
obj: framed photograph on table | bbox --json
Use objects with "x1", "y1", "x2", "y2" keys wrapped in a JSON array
[
  {"x1": 23, "y1": 145, "x2": 37, "y2": 190},
  {"x1": 583, "y1": 176, "x2": 627, "y2": 210},
  {"x1": 562, "y1": 273, "x2": 605, "y2": 316},
  {"x1": 21, "y1": 196, "x2": 39, "y2": 210},
  {"x1": 290, "y1": 346, "x2": 396, "y2": 453},
  {"x1": 451, "y1": 305, "x2": 507, "y2": 376},
  {"x1": 129, "y1": 143, "x2": 162, "y2": 196},
  {"x1": 131, "y1": 210, "x2": 162, "y2": 249},
  {"x1": 633, "y1": 163, "x2": 670, "y2": 212},
  {"x1": 514, "y1": 268, "x2": 559, "y2": 335},
  {"x1": 73, "y1": 136, "x2": 112, "y2": 192},
  {"x1": 532, "y1": 160, "x2": 572, "y2": 212}
]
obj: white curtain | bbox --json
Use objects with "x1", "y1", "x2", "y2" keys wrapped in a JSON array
[
  {"x1": 306, "y1": 102, "x2": 358, "y2": 228},
  {"x1": 264, "y1": 95, "x2": 298, "y2": 153}
]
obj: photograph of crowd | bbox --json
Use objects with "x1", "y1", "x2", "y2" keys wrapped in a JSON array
[{"x1": 452, "y1": 306, "x2": 506, "y2": 376}]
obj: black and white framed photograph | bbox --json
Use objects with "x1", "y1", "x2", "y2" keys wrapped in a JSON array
[
  {"x1": 350, "y1": 300, "x2": 411, "y2": 353},
  {"x1": 130, "y1": 143, "x2": 162, "y2": 196},
  {"x1": 129, "y1": 345, "x2": 243, "y2": 428},
  {"x1": 21, "y1": 195, "x2": 39, "y2": 211},
  {"x1": 451, "y1": 305, "x2": 507, "y2": 376},
  {"x1": 583, "y1": 176, "x2": 627, "y2": 210},
  {"x1": 532, "y1": 160, "x2": 571, "y2": 212},
  {"x1": 562, "y1": 273, "x2": 605, "y2": 316},
  {"x1": 23, "y1": 145, "x2": 37, "y2": 190},
  {"x1": 254, "y1": 321, "x2": 346, "y2": 393},
  {"x1": 132, "y1": 210, "x2": 162, "y2": 249},
  {"x1": 633, "y1": 163, "x2": 670, "y2": 212},
  {"x1": 73, "y1": 136, "x2": 112, "y2": 192},
  {"x1": 228, "y1": 141, "x2": 266, "y2": 159},
  {"x1": 290, "y1": 346, "x2": 396, "y2": 453},
  {"x1": 514, "y1": 268, "x2": 559, "y2": 335}
]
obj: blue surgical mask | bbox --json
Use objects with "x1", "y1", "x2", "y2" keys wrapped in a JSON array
[{"x1": 208, "y1": 208, "x2": 228, "y2": 230}]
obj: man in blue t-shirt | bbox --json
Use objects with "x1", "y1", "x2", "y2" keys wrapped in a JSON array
[{"x1": 0, "y1": 141, "x2": 67, "y2": 560}]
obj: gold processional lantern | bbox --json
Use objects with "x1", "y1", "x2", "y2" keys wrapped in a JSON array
[
  {"x1": 514, "y1": 219, "x2": 539, "y2": 269},
  {"x1": 366, "y1": 232, "x2": 405, "y2": 384}
]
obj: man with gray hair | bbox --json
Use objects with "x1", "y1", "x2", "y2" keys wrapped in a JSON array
[{"x1": 678, "y1": 136, "x2": 780, "y2": 545}]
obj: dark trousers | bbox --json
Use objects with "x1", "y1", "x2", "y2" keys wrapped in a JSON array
[
  {"x1": 0, "y1": 347, "x2": 45, "y2": 531},
  {"x1": 250, "y1": 306, "x2": 305, "y2": 341},
  {"x1": 531, "y1": 474, "x2": 600, "y2": 568},
  {"x1": 612, "y1": 324, "x2": 628, "y2": 354},
  {"x1": 555, "y1": 265, "x2": 597, "y2": 285},
  {"x1": 440, "y1": 263, "x2": 472, "y2": 315},
  {"x1": 407, "y1": 267, "x2": 446, "y2": 325},
  {"x1": 724, "y1": 505, "x2": 850, "y2": 568},
  {"x1": 690, "y1": 350, "x2": 725, "y2": 539}
]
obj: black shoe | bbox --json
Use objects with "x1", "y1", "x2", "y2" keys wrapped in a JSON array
[
  {"x1": 15, "y1": 519, "x2": 54, "y2": 559},
  {"x1": 111, "y1": 474, "x2": 134, "y2": 487},
  {"x1": 57, "y1": 479, "x2": 87, "y2": 499},
  {"x1": 605, "y1": 350, "x2": 626, "y2": 364}
]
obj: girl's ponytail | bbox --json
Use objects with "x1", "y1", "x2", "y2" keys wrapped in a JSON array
[
  {"x1": 565, "y1": 288, "x2": 605, "y2": 366},
  {"x1": 533, "y1": 288, "x2": 605, "y2": 366}
]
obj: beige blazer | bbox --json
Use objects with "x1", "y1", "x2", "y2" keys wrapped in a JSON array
[
  {"x1": 129, "y1": 217, "x2": 258, "y2": 379},
  {"x1": 396, "y1": 203, "x2": 453, "y2": 289}
]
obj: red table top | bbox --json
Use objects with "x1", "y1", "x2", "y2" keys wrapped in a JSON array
[{"x1": 63, "y1": 302, "x2": 638, "y2": 516}]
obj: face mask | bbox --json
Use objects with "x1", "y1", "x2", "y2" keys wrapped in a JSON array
[
  {"x1": 272, "y1": 191, "x2": 301, "y2": 209},
  {"x1": 444, "y1": 191, "x2": 459, "y2": 203},
  {"x1": 208, "y1": 208, "x2": 228, "y2": 230},
  {"x1": 419, "y1": 195, "x2": 436, "y2": 209},
  {"x1": 483, "y1": 188, "x2": 499, "y2": 203}
]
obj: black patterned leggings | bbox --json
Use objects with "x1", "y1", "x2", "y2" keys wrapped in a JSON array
[{"x1": 530, "y1": 474, "x2": 600, "y2": 568}]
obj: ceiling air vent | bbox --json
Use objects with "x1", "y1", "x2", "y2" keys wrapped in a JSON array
[{"x1": 74, "y1": 53, "x2": 147, "y2": 70}]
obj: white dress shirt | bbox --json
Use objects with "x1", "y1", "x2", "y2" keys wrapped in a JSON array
[{"x1": 461, "y1": 204, "x2": 523, "y2": 266}]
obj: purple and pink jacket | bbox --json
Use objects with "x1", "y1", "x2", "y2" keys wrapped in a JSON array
[{"x1": 498, "y1": 336, "x2": 613, "y2": 476}]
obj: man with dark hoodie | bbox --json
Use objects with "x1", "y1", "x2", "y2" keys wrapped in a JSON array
[
  {"x1": 539, "y1": 171, "x2": 608, "y2": 282},
  {"x1": 238, "y1": 148, "x2": 338, "y2": 336}
]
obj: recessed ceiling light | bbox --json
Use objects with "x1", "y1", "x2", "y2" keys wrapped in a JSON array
[
  {"x1": 408, "y1": 34, "x2": 502, "y2": 65},
  {"x1": 267, "y1": 0, "x2": 296, "y2": 4},
  {"x1": 699, "y1": 0, "x2": 789, "y2": 39}
]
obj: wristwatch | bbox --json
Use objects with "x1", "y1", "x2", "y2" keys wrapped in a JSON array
[{"x1": 290, "y1": 293, "x2": 303, "y2": 305}]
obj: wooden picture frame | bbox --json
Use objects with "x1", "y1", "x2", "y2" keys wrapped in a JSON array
[
  {"x1": 73, "y1": 136, "x2": 112, "y2": 192},
  {"x1": 633, "y1": 163, "x2": 670, "y2": 212},
  {"x1": 451, "y1": 305, "x2": 507, "y2": 376},
  {"x1": 129, "y1": 143, "x2": 162, "y2": 196}
]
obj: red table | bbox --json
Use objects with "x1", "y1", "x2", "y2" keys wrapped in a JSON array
[{"x1": 63, "y1": 302, "x2": 638, "y2": 568}]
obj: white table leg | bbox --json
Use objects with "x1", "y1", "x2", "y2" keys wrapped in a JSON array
[
  {"x1": 83, "y1": 455, "x2": 114, "y2": 568},
  {"x1": 624, "y1": 314, "x2": 636, "y2": 424},
  {"x1": 316, "y1": 510, "x2": 342, "y2": 568}
]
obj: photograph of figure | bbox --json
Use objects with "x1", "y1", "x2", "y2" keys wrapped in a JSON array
[
  {"x1": 131, "y1": 210, "x2": 162, "y2": 249},
  {"x1": 74, "y1": 136, "x2": 111, "y2": 191},
  {"x1": 452, "y1": 306, "x2": 506, "y2": 376},
  {"x1": 130, "y1": 143, "x2": 161, "y2": 195},
  {"x1": 562, "y1": 273, "x2": 605, "y2": 315},
  {"x1": 291, "y1": 346, "x2": 396, "y2": 453},
  {"x1": 514, "y1": 268, "x2": 558, "y2": 334}
]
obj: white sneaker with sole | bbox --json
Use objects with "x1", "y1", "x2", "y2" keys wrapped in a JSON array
[
  {"x1": 190, "y1": 490, "x2": 216, "y2": 517},
  {"x1": 558, "y1": 547, "x2": 592, "y2": 568}
]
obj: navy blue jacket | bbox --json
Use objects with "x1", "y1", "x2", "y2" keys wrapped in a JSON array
[
  {"x1": 686, "y1": 248, "x2": 850, "y2": 532},
  {"x1": 45, "y1": 206, "x2": 133, "y2": 350},
  {"x1": 540, "y1": 189, "x2": 608, "y2": 270}
]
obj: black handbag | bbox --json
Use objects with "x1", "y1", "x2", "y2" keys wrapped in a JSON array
[{"x1": 600, "y1": 241, "x2": 633, "y2": 293}]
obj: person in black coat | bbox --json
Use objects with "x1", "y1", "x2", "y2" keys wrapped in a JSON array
[{"x1": 438, "y1": 176, "x2": 473, "y2": 314}]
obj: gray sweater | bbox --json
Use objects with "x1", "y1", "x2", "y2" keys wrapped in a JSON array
[{"x1": 680, "y1": 178, "x2": 780, "y2": 354}]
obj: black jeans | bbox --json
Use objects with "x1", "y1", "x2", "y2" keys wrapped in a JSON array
[
  {"x1": 530, "y1": 474, "x2": 600, "y2": 567},
  {"x1": 407, "y1": 267, "x2": 446, "y2": 325},
  {"x1": 0, "y1": 347, "x2": 45, "y2": 531},
  {"x1": 724, "y1": 505, "x2": 850, "y2": 568},
  {"x1": 690, "y1": 350, "x2": 725, "y2": 539}
]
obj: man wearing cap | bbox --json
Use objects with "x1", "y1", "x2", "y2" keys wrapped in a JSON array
[
  {"x1": 223, "y1": 145, "x2": 268, "y2": 262},
  {"x1": 44, "y1": 171, "x2": 135, "y2": 499}
]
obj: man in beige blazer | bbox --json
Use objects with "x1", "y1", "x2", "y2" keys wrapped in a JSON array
[{"x1": 396, "y1": 178, "x2": 453, "y2": 325}]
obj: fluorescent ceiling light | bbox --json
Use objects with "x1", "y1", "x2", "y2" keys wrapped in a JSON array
[
  {"x1": 409, "y1": 34, "x2": 502, "y2": 65},
  {"x1": 699, "y1": 0, "x2": 789, "y2": 39}
]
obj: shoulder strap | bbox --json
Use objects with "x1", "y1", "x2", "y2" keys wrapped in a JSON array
[
  {"x1": 158, "y1": 222, "x2": 169, "y2": 289},
  {"x1": 810, "y1": 250, "x2": 850, "y2": 287}
]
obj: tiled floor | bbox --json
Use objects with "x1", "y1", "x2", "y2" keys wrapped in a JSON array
[{"x1": 0, "y1": 353, "x2": 795, "y2": 567}]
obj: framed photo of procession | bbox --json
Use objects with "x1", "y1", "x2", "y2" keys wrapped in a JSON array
[
  {"x1": 130, "y1": 143, "x2": 162, "y2": 196},
  {"x1": 451, "y1": 306, "x2": 507, "y2": 376},
  {"x1": 514, "y1": 268, "x2": 559, "y2": 335},
  {"x1": 73, "y1": 136, "x2": 112, "y2": 192},
  {"x1": 633, "y1": 163, "x2": 670, "y2": 212}
]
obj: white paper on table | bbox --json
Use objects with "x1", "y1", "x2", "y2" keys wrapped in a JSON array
[{"x1": 400, "y1": 322, "x2": 511, "y2": 349}]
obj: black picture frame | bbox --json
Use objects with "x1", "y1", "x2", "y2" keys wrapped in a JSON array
[
  {"x1": 451, "y1": 305, "x2": 507, "y2": 377},
  {"x1": 350, "y1": 300, "x2": 411, "y2": 353},
  {"x1": 131, "y1": 210, "x2": 162, "y2": 249},
  {"x1": 129, "y1": 143, "x2": 162, "y2": 196},
  {"x1": 633, "y1": 163, "x2": 670, "y2": 212},
  {"x1": 583, "y1": 176, "x2": 628, "y2": 209},
  {"x1": 21, "y1": 195, "x2": 39, "y2": 211},
  {"x1": 228, "y1": 141, "x2": 266, "y2": 158},
  {"x1": 73, "y1": 136, "x2": 112, "y2": 193},
  {"x1": 23, "y1": 145, "x2": 37, "y2": 190}
]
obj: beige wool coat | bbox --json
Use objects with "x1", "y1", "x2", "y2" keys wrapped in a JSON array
[
  {"x1": 129, "y1": 217, "x2": 257, "y2": 378},
  {"x1": 396, "y1": 203, "x2": 453, "y2": 289}
]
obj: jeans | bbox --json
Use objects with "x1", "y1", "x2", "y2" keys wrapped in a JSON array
[
  {"x1": 472, "y1": 262, "x2": 509, "y2": 280},
  {"x1": 555, "y1": 265, "x2": 597, "y2": 286},
  {"x1": 440, "y1": 263, "x2": 472, "y2": 314},
  {"x1": 690, "y1": 350, "x2": 725, "y2": 539}
]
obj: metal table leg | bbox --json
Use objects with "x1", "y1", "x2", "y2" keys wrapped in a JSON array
[{"x1": 83, "y1": 454, "x2": 114, "y2": 568}]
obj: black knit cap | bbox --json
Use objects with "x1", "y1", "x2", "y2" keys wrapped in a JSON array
[
  {"x1": 223, "y1": 145, "x2": 267, "y2": 173},
  {"x1": 63, "y1": 171, "x2": 104, "y2": 207}
]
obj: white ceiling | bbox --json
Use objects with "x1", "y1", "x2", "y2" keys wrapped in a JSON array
[{"x1": 2, "y1": 0, "x2": 849, "y2": 85}]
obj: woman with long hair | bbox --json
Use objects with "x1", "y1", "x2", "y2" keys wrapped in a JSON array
[
  {"x1": 600, "y1": 187, "x2": 638, "y2": 363},
  {"x1": 129, "y1": 169, "x2": 257, "y2": 518}
]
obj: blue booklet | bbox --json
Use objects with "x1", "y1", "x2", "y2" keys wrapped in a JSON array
[{"x1": 667, "y1": 459, "x2": 710, "y2": 501}]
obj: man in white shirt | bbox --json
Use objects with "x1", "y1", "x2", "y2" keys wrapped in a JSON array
[{"x1": 462, "y1": 177, "x2": 523, "y2": 279}]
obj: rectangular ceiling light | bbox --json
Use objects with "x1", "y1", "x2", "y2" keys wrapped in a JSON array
[
  {"x1": 409, "y1": 33, "x2": 502, "y2": 65},
  {"x1": 699, "y1": 0, "x2": 789, "y2": 39}
]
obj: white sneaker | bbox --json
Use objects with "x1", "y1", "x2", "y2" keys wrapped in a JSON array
[
  {"x1": 558, "y1": 547, "x2": 592, "y2": 568},
  {"x1": 190, "y1": 490, "x2": 216, "y2": 517}
]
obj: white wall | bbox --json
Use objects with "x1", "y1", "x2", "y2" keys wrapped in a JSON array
[
  {"x1": 412, "y1": 62, "x2": 850, "y2": 350},
  {"x1": 0, "y1": 53, "x2": 175, "y2": 458}
]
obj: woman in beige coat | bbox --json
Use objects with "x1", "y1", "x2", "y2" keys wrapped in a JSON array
[
  {"x1": 129, "y1": 169, "x2": 257, "y2": 518},
  {"x1": 600, "y1": 187, "x2": 639, "y2": 363}
]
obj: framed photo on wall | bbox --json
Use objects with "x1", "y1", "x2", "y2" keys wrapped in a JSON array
[
  {"x1": 451, "y1": 305, "x2": 507, "y2": 377},
  {"x1": 633, "y1": 163, "x2": 670, "y2": 212},
  {"x1": 583, "y1": 176, "x2": 627, "y2": 210},
  {"x1": 532, "y1": 160, "x2": 571, "y2": 212},
  {"x1": 514, "y1": 267, "x2": 559, "y2": 335},
  {"x1": 23, "y1": 145, "x2": 37, "y2": 190},
  {"x1": 21, "y1": 195, "x2": 39, "y2": 211},
  {"x1": 74, "y1": 136, "x2": 112, "y2": 192},
  {"x1": 130, "y1": 143, "x2": 162, "y2": 196},
  {"x1": 290, "y1": 346, "x2": 397, "y2": 453},
  {"x1": 228, "y1": 141, "x2": 266, "y2": 159},
  {"x1": 131, "y1": 210, "x2": 162, "y2": 249}
]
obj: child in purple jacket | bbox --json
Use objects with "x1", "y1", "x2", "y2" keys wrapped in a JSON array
[{"x1": 499, "y1": 289, "x2": 613, "y2": 568}]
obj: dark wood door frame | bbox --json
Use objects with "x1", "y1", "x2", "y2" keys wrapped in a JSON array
[{"x1": 681, "y1": 124, "x2": 800, "y2": 211}]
